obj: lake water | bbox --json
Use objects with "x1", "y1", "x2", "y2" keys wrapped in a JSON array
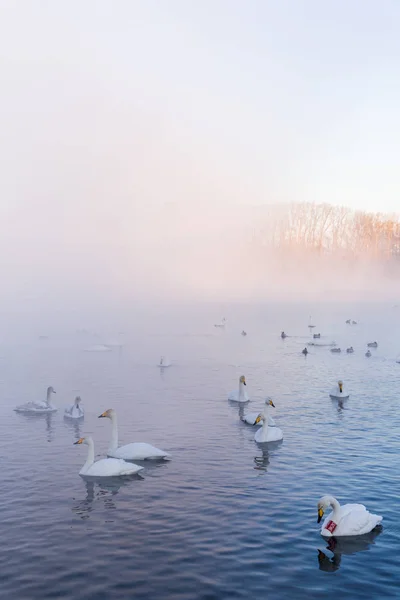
[{"x1": 1, "y1": 302, "x2": 400, "y2": 599}]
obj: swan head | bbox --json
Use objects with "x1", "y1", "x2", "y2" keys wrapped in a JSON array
[
  {"x1": 317, "y1": 495, "x2": 334, "y2": 523},
  {"x1": 74, "y1": 396, "x2": 82, "y2": 405},
  {"x1": 239, "y1": 375, "x2": 246, "y2": 386},
  {"x1": 254, "y1": 399, "x2": 275, "y2": 424},
  {"x1": 98, "y1": 408, "x2": 115, "y2": 419},
  {"x1": 74, "y1": 436, "x2": 92, "y2": 446},
  {"x1": 338, "y1": 380, "x2": 343, "y2": 393},
  {"x1": 47, "y1": 386, "x2": 56, "y2": 394}
]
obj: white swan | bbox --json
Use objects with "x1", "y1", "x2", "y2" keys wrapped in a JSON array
[
  {"x1": 242, "y1": 397, "x2": 276, "y2": 426},
  {"x1": 64, "y1": 396, "x2": 84, "y2": 419},
  {"x1": 14, "y1": 386, "x2": 57, "y2": 413},
  {"x1": 254, "y1": 400, "x2": 283, "y2": 442},
  {"x1": 98, "y1": 409, "x2": 170, "y2": 460},
  {"x1": 158, "y1": 356, "x2": 171, "y2": 367},
  {"x1": 329, "y1": 380, "x2": 349, "y2": 400},
  {"x1": 74, "y1": 436, "x2": 143, "y2": 476},
  {"x1": 228, "y1": 375, "x2": 249, "y2": 403},
  {"x1": 317, "y1": 495, "x2": 382, "y2": 537}
]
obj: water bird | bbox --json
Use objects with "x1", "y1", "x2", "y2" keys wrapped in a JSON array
[
  {"x1": 74, "y1": 436, "x2": 143, "y2": 477},
  {"x1": 14, "y1": 386, "x2": 57, "y2": 413},
  {"x1": 346, "y1": 347, "x2": 354, "y2": 354},
  {"x1": 281, "y1": 331, "x2": 287, "y2": 339},
  {"x1": 330, "y1": 347, "x2": 341, "y2": 353},
  {"x1": 365, "y1": 349, "x2": 371, "y2": 357},
  {"x1": 313, "y1": 333, "x2": 321, "y2": 339},
  {"x1": 367, "y1": 341, "x2": 378, "y2": 348},
  {"x1": 317, "y1": 495, "x2": 382, "y2": 537},
  {"x1": 242, "y1": 397, "x2": 276, "y2": 426},
  {"x1": 98, "y1": 409, "x2": 170, "y2": 460},
  {"x1": 241, "y1": 330, "x2": 247, "y2": 336},
  {"x1": 254, "y1": 399, "x2": 283, "y2": 442},
  {"x1": 345, "y1": 319, "x2": 351, "y2": 324},
  {"x1": 228, "y1": 375, "x2": 249, "y2": 403},
  {"x1": 158, "y1": 356, "x2": 171, "y2": 367},
  {"x1": 329, "y1": 380, "x2": 349, "y2": 400},
  {"x1": 302, "y1": 347, "x2": 308, "y2": 355},
  {"x1": 64, "y1": 396, "x2": 84, "y2": 419}
]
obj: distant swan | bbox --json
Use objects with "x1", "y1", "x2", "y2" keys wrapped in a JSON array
[
  {"x1": 242, "y1": 397, "x2": 276, "y2": 426},
  {"x1": 65, "y1": 396, "x2": 84, "y2": 419},
  {"x1": 98, "y1": 409, "x2": 170, "y2": 460},
  {"x1": 254, "y1": 399, "x2": 283, "y2": 442},
  {"x1": 85, "y1": 344, "x2": 111, "y2": 352},
  {"x1": 158, "y1": 356, "x2": 171, "y2": 367},
  {"x1": 228, "y1": 375, "x2": 249, "y2": 403},
  {"x1": 317, "y1": 495, "x2": 382, "y2": 537},
  {"x1": 14, "y1": 386, "x2": 57, "y2": 413},
  {"x1": 74, "y1": 436, "x2": 143, "y2": 476},
  {"x1": 329, "y1": 380, "x2": 349, "y2": 400}
]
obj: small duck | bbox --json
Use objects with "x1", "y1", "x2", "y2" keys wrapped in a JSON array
[
  {"x1": 281, "y1": 331, "x2": 287, "y2": 339},
  {"x1": 367, "y1": 341, "x2": 378, "y2": 348},
  {"x1": 241, "y1": 330, "x2": 247, "y2": 336},
  {"x1": 330, "y1": 347, "x2": 341, "y2": 353},
  {"x1": 365, "y1": 349, "x2": 371, "y2": 357},
  {"x1": 352, "y1": 320, "x2": 357, "y2": 325},
  {"x1": 302, "y1": 347, "x2": 308, "y2": 355},
  {"x1": 346, "y1": 347, "x2": 354, "y2": 354},
  {"x1": 345, "y1": 319, "x2": 351, "y2": 324},
  {"x1": 313, "y1": 333, "x2": 321, "y2": 339}
]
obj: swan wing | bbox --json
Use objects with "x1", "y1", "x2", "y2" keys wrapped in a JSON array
[
  {"x1": 109, "y1": 443, "x2": 170, "y2": 460},
  {"x1": 85, "y1": 458, "x2": 143, "y2": 476}
]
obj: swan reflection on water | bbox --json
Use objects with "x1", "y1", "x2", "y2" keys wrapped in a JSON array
[
  {"x1": 16, "y1": 411, "x2": 55, "y2": 443},
  {"x1": 72, "y1": 476, "x2": 142, "y2": 519},
  {"x1": 63, "y1": 415, "x2": 82, "y2": 440},
  {"x1": 317, "y1": 527, "x2": 383, "y2": 572},
  {"x1": 254, "y1": 447, "x2": 270, "y2": 471}
]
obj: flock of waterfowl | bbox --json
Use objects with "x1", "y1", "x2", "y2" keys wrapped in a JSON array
[
  {"x1": 13, "y1": 313, "x2": 386, "y2": 541},
  {"x1": 14, "y1": 392, "x2": 169, "y2": 477}
]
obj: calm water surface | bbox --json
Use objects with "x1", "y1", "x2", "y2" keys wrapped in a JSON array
[{"x1": 1, "y1": 303, "x2": 400, "y2": 599}]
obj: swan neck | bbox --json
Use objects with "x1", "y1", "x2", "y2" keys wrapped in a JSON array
[
  {"x1": 329, "y1": 497, "x2": 341, "y2": 516},
  {"x1": 262, "y1": 405, "x2": 269, "y2": 433},
  {"x1": 109, "y1": 414, "x2": 119, "y2": 450},
  {"x1": 83, "y1": 439, "x2": 95, "y2": 471},
  {"x1": 46, "y1": 389, "x2": 52, "y2": 404},
  {"x1": 239, "y1": 381, "x2": 245, "y2": 398}
]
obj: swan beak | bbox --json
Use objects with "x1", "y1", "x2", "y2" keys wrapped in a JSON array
[
  {"x1": 269, "y1": 400, "x2": 275, "y2": 408},
  {"x1": 339, "y1": 384, "x2": 343, "y2": 393},
  {"x1": 98, "y1": 412, "x2": 107, "y2": 418},
  {"x1": 317, "y1": 508, "x2": 324, "y2": 523},
  {"x1": 74, "y1": 438, "x2": 84, "y2": 445},
  {"x1": 243, "y1": 380, "x2": 246, "y2": 386},
  {"x1": 255, "y1": 415, "x2": 262, "y2": 424}
]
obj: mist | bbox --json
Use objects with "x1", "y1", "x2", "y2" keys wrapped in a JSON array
[{"x1": 1, "y1": 0, "x2": 400, "y2": 326}]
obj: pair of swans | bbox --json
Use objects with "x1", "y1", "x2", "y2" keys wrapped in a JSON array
[
  {"x1": 242, "y1": 398, "x2": 283, "y2": 443},
  {"x1": 74, "y1": 408, "x2": 170, "y2": 477},
  {"x1": 15, "y1": 386, "x2": 85, "y2": 418},
  {"x1": 317, "y1": 496, "x2": 382, "y2": 537}
]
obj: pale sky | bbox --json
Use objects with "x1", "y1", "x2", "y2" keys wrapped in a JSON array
[{"x1": 0, "y1": 1, "x2": 399, "y2": 307}]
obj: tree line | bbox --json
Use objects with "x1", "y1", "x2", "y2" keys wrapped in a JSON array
[{"x1": 252, "y1": 203, "x2": 400, "y2": 260}]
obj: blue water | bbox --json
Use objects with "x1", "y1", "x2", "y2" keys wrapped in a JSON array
[{"x1": 1, "y1": 303, "x2": 400, "y2": 599}]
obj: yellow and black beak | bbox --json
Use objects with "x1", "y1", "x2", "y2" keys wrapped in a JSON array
[
  {"x1": 98, "y1": 411, "x2": 108, "y2": 418},
  {"x1": 269, "y1": 400, "x2": 275, "y2": 408},
  {"x1": 255, "y1": 415, "x2": 262, "y2": 424},
  {"x1": 74, "y1": 437, "x2": 84, "y2": 445},
  {"x1": 317, "y1": 507, "x2": 324, "y2": 523},
  {"x1": 339, "y1": 383, "x2": 343, "y2": 393},
  {"x1": 243, "y1": 379, "x2": 246, "y2": 386}
]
